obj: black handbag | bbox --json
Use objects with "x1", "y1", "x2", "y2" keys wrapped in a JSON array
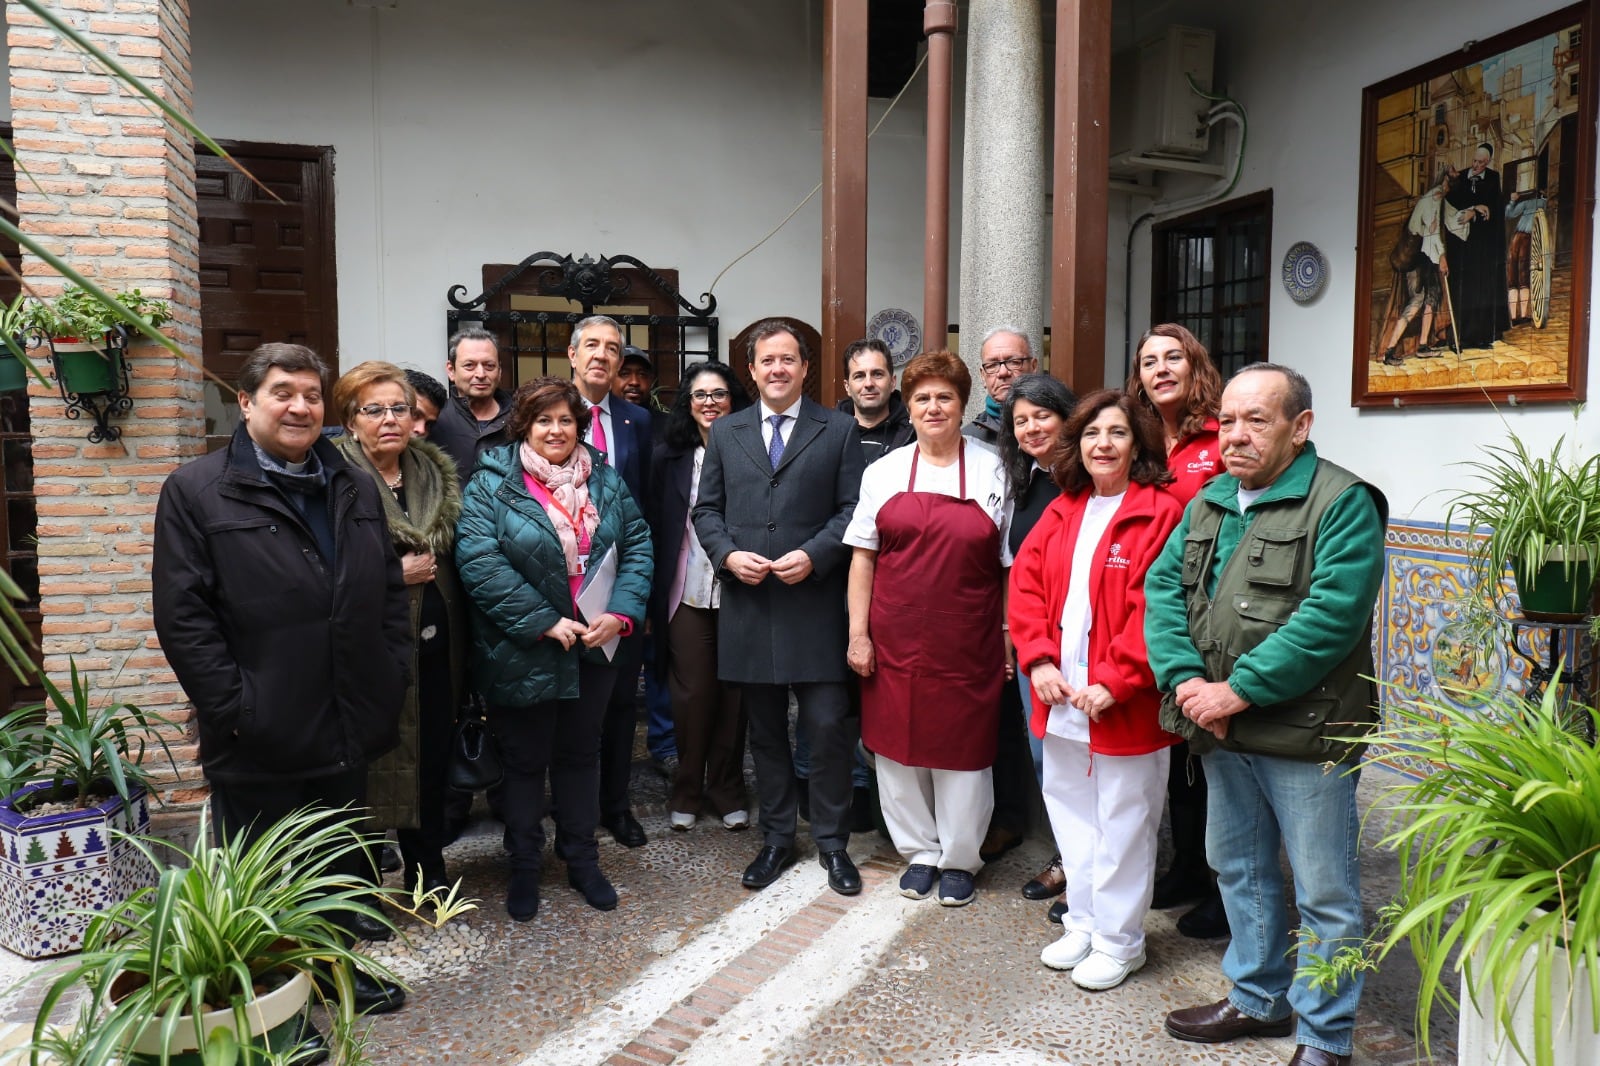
[{"x1": 447, "y1": 707, "x2": 503, "y2": 792}]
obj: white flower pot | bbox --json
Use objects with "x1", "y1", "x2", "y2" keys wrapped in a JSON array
[{"x1": 1458, "y1": 938, "x2": 1597, "y2": 1065}]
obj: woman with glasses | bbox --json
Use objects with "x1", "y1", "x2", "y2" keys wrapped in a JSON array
[
  {"x1": 648, "y1": 363, "x2": 752, "y2": 832},
  {"x1": 456, "y1": 377, "x2": 652, "y2": 921},
  {"x1": 332, "y1": 360, "x2": 465, "y2": 899}
]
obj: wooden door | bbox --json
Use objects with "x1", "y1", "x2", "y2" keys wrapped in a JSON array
[{"x1": 196, "y1": 142, "x2": 337, "y2": 449}]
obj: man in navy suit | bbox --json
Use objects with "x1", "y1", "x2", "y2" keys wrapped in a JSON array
[
  {"x1": 570, "y1": 315, "x2": 655, "y2": 847},
  {"x1": 693, "y1": 319, "x2": 866, "y2": 896}
]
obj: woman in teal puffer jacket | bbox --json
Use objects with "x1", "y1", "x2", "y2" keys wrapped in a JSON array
[{"x1": 456, "y1": 377, "x2": 653, "y2": 922}]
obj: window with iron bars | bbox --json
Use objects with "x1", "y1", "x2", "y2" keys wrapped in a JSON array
[{"x1": 1151, "y1": 190, "x2": 1272, "y2": 378}]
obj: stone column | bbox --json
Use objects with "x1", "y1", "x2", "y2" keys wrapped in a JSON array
[
  {"x1": 958, "y1": 0, "x2": 1044, "y2": 412},
  {"x1": 7, "y1": 0, "x2": 206, "y2": 836}
]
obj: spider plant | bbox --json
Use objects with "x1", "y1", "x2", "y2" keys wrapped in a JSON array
[
  {"x1": 24, "y1": 805, "x2": 403, "y2": 1066},
  {"x1": 1353, "y1": 679, "x2": 1600, "y2": 1066},
  {"x1": 1444, "y1": 418, "x2": 1600, "y2": 617}
]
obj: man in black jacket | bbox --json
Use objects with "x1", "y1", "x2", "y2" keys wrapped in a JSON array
[
  {"x1": 839, "y1": 338, "x2": 913, "y2": 464},
  {"x1": 153, "y1": 343, "x2": 412, "y2": 1018},
  {"x1": 430, "y1": 327, "x2": 514, "y2": 483}
]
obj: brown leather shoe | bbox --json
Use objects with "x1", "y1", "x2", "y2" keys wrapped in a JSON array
[
  {"x1": 979, "y1": 825, "x2": 1023, "y2": 862},
  {"x1": 1288, "y1": 1047, "x2": 1350, "y2": 1066},
  {"x1": 1165, "y1": 998, "x2": 1293, "y2": 1043},
  {"x1": 1021, "y1": 853, "x2": 1065, "y2": 900}
]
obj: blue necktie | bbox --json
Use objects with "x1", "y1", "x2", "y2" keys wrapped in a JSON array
[{"x1": 768, "y1": 414, "x2": 786, "y2": 470}]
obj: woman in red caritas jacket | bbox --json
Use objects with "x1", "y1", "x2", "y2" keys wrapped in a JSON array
[
  {"x1": 1125, "y1": 322, "x2": 1230, "y2": 939},
  {"x1": 1006, "y1": 389, "x2": 1183, "y2": 992}
]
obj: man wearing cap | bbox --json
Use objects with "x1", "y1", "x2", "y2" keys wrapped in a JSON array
[{"x1": 617, "y1": 345, "x2": 668, "y2": 415}]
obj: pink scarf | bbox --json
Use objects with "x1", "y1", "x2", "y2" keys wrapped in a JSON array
[{"x1": 519, "y1": 442, "x2": 600, "y2": 576}]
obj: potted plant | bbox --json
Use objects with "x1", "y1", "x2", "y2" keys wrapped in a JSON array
[
  {"x1": 27, "y1": 806, "x2": 387, "y2": 1066},
  {"x1": 0, "y1": 292, "x2": 41, "y2": 393},
  {"x1": 19, "y1": 284, "x2": 171, "y2": 396},
  {"x1": 23, "y1": 805, "x2": 474, "y2": 1065},
  {"x1": 1446, "y1": 420, "x2": 1600, "y2": 620},
  {"x1": 0, "y1": 662, "x2": 176, "y2": 959},
  {"x1": 1313, "y1": 680, "x2": 1600, "y2": 1066}
]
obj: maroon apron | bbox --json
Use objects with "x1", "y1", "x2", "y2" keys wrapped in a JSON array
[{"x1": 861, "y1": 442, "x2": 1003, "y2": 771}]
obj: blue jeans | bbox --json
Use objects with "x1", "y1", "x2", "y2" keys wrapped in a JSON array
[{"x1": 1203, "y1": 749, "x2": 1363, "y2": 1057}]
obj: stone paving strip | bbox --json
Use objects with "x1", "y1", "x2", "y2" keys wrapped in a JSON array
[{"x1": 519, "y1": 850, "x2": 901, "y2": 1066}]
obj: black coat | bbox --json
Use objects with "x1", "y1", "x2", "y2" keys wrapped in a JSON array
[
  {"x1": 692, "y1": 398, "x2": 863, "y2": 684},
  {"x1": 647, "y1": 438, "x2": 695, "y2": 674},
  {"x1": 153, "y1": 426, "x2": 411, "y2": 783},
  {"x1": 431, "y1": 388, "x2": 514, "y2": 486}
]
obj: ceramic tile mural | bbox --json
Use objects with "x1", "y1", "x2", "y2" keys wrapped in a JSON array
[
  {"x1": 1375, "y1": 518, "x2": 1591, "y2": 778},
  {"x1": 0, "y1": 784, "x2": 154, "y2": 958}
]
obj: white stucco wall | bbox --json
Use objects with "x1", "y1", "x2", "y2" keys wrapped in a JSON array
[
  {"x1": 1116, "y1": 0, "x2": 1599, "y2": 519},
  {"x1": 190, "y1": 0, "x2": 953, "y2": 379}
]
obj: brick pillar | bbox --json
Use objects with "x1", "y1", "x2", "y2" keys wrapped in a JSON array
[{"x1": 6, "y1": 0, "x2": 206, "y2": 836}]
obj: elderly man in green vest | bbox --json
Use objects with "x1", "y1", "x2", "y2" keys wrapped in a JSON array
[{"x1": 1144, "y1": 363, "x2": 1386, "y2": 1066}]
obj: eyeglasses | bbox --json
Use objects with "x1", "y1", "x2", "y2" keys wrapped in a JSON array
[
  {"x1": 357, "y1": 403, "x2": 414, "y2": 420},
  {"x1": 690, "y1": 389, "x2": 732, "y2": 403},
  {"x1": 980, "y1": 357, "x2": 1032, "y2": 376}
]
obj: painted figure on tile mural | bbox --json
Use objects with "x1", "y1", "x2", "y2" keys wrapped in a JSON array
[{"x1": 1442, "y1": 143, "x2": 1510, "y2": 349}]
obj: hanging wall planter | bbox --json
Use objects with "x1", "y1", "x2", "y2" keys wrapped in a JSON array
[
  {"x1": 0, "y1": 350, "x2": 26, "y2": 393},
  {"x1": 50, "y1": 337, "x2": 123, "y2": 397}
]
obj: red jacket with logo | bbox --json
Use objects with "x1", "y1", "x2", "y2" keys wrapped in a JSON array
[
  {"x1": 1166, "y1": 420, "x2": 1221, "y2": 504},
  {"x1": 1007, "y1": 480, "x2": 1184, "y2": 756}
]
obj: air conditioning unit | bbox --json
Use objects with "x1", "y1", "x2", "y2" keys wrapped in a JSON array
[{"x1": 1110, "y1": 25, "x2": 1216, "y2": 167}]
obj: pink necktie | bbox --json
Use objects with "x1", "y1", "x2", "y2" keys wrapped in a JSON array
[{"x1": 591, "y1": 405, "x2": 608, "y2": 452}]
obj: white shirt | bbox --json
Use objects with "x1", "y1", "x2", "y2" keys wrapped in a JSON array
[
  {"x1": 585, "y1": 396, "x2": 615, "y2": 467},
  {"x1": 1237, "y1": 484, "x2": 1268, "y2": 513},
  {"x1": 758, "y1": 398, "x2": 801, "y2": 453},
  {"x1": 843, "y1": 442, "x2": 1009, "y2": 561},
  {"x1": 680, "y1": 445, "x2": 720, "y2": 610},
  {"x1": 1047, "y1": 491, "x2": 1125, "y2": 741}
]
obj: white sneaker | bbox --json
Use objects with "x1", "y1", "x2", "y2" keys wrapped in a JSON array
[
  {"x1": 1070, "y1": 948, "x2": 1146, "y2": 990},
  {"x1": 721, "y1": 810, "x2": 749, "y2": 830},
  {"x1": 670, "y1": 811, "x2": 696, "y2": 831},
  {"x1": 1040, "y1": 930, "x2": 1093, "y2": 970}
]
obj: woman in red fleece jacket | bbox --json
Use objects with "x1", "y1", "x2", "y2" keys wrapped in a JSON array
[
  {"x1": 1007, "y1": 389, "x2": 1182, "y2": 992},
  {"x1": 1126, "y1": 322, "x2": 1230, "y2": 939}
]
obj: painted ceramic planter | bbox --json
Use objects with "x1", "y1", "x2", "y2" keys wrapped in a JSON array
[
  {"x1": 0, "y1": 782, "x2": 153, "y2": 959},
  {"x1": 49, "y1": 338, "x2": 122, "y2": 396}
]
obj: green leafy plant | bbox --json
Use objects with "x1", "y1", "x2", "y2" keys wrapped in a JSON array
[
  {"x1": 18, "y1": 284, "x2": 171, "y2": 344},
  {"x1": 1444, "y1": 412, "x2": 1600, "y2": 600},
  {"x1": 1321, "y1": 679, "x2": 1600, "y2": 1066},
  {"x1": 0, "y1": 660, "x2": 175, "y2": 810},
  {"x1": 23, "y1": 806, "x2": 405, "y2": 1066}
]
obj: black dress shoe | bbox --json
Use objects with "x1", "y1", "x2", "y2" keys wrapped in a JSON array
[
  {"x1": 507, "y1": 869, "x2": 540, "y2": 922},
  {"x1": 1288, "y1": 1046, "x2": 1351, "y2": 1066},
  {"x1": 741, "y1": 844, "x2": 795, "y2": 889},
  {"x1": 1176, "y1": 893, "x2": 1230, "y2": 939},
  {"x1": 344, "y1": 911, "x2": 393, "y2": 943},
  {"x1": 1047, "y1": 899, "x2": 1068, "y2": 924},
  {"x1": 378, "y1": 844, "x2": 403, "y2": 874},
  {"x1": 1022, "y1": 854, "x2": 1065, "y2": 900},
  {"x1": 1151, "y1": 868, "x2": 1211, "y2": 910},
  {"x1": 978, "y1": 825, "x2": 1024, "y2": 863},
  {"x1": 313, "y1": 964, "x2": 406, "y2": 1016},
  {"x1": 284, "y1": 1012, "x2": 329, "y2": 1066},
  {"x1": 602, "y1": 811, "x2": 648, "y2": 848},
  {"x1": 1164, "y1": 998, "x2": 1291, "y2": 1043},
  {"x1": 819, "y1": 849, "x2": 861, "y2": 895}
]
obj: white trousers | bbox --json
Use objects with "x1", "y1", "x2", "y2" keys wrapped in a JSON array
[
  {"x1": 877, "y1": 755, "x2": 993, "y2": 874},
  {"x1": 1042, "y1": 734, "x2": 1167, "y2": 961}
]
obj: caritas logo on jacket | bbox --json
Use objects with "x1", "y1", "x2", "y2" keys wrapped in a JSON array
[
  {"x1": 1105, "y1": 542, "x2": 1129, "y2": 569},
  {"x1": 1188, "y1": 448, "x2": 1219, "y2": 477}
]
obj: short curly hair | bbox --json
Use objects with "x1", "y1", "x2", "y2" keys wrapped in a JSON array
[
  {"x1": 900, "y1": 350, "x2": 971, "y2": 409},
  {"x1": 504, "y1": 376, "x2": 591, "y2": 444},
  {"x1": 331, "y1": 360, "x2": 415, "y2": 426}
]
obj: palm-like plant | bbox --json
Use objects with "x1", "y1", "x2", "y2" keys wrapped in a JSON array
[
  {"x1": 1360, "y1": 680, "x2": 1600, "y2": 1066},
  {"x1": 0, "y1": 661, "x2": 175, "y2": 809},
  {"x1": 26, "y1": 806, "x2": 403, "y2": 1065}
]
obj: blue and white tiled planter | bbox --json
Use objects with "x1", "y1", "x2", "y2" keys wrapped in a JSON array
[{"x1": 0, "y1": 781, "x2": 153, "y2": 959}]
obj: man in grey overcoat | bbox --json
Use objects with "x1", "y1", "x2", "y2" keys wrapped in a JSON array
[{"x1": 693, "y1": 319, "x2": 867, "y2": 896}]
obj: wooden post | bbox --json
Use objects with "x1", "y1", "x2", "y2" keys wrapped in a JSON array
[
  {"x1": 923, "y1": 1, "x2": 958, "y2": 350},
  {"x1": 821, "y1": 0, "x2": 868, "y2": 407},
  {"x1": 1050, "y1": 0, "x2": 1113, "y2": 389}
]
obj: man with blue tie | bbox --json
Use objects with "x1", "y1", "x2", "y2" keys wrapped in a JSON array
[
  {"x1": 570, "y1": 315, "x2": 655, "y2": 847},
  {"x1": 693, "y1": 319, "x2": 866, "y2": 895}
]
